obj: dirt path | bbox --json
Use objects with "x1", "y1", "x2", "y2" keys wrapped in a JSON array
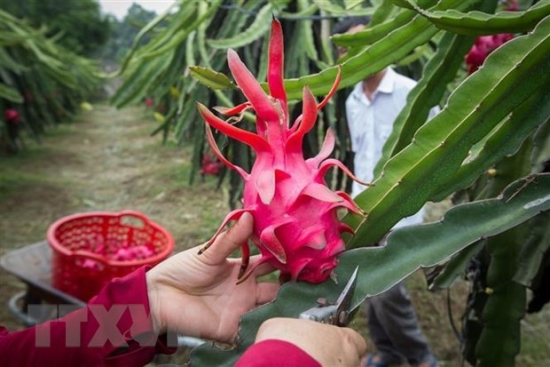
[{"x1": 0, "y1": 104, "x2": 226, "y2": 331}]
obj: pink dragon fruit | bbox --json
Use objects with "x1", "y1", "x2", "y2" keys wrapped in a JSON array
[
  {"x1": 4, "y1": 109, "x2": 20, "y2": 124},
  {"x1": 144, "y1": 97, "x2": 154, "y2": 107},
  {"x1": 200, "y1": 152, "x2": 224, "y2": 178},
  {"x1": 505, "y1": 0, "x2": 518, "y2": 11},
  {"x1": 197, "y1": 18, "x2": 367, "y2": 283},
  {"x1": 465, "y1": 34, "x2": 514, "y2": 74},
  {"x1": 465, "y1": 1, "x2": 517, "y2": 75}
]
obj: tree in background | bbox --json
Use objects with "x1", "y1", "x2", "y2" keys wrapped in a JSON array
[
  {"x1": 0, "y1": 0, "x2": 110, "y2": 56},
  {"x1": 101, "y1": 3, "x2": 158, "y2": 64},
  {"x1": 0, "y1": 7, "x2": 102, "y2": 154}
]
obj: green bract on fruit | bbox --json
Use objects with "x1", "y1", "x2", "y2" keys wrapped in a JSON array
[{"x1": 197, "y1": 18, "x2": 367, "y2": 283}]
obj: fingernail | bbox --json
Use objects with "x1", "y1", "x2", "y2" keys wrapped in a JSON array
[{"x1": 239, "y1": 211, "x2": 253, "y2": 223}]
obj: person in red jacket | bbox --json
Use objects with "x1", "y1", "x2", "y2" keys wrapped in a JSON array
[{"x1": 0, "y1": 212, "x2": 366, "y2": 366}]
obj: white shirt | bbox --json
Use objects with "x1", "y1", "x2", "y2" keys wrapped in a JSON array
[{"x1": 345, "y1": 68, "x2": 438, "y2": 229}]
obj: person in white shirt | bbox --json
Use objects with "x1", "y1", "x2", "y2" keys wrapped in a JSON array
[
  {"x1": 346, "y1": 67, "x2": 431, "y2": 229},
  {"x1": 334, "y1": 17, "x2": 440, "y2": 367}
]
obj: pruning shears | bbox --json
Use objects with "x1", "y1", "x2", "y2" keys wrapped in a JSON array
[{"x1": 299, "y1": 266, "x2": 359, "y2": 327}]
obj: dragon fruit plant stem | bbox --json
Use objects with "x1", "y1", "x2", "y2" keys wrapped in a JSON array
[{"x1": 197, "y1": 18, "x2": 369, "y2": 284}]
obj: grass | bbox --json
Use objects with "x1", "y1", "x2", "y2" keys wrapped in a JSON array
[{"x1": 0, "y1": 148, "x2": 50, "y2": 193}]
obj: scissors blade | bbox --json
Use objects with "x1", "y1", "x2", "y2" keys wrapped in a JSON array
[
  {"x1": 298, "y1": 266, "x2": 360, "y2": 326},
  {"x1": 334, "y1": 266, "x2": 359, "y2": 326}
]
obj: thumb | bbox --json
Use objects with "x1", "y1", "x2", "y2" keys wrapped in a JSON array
[
  {"x1": 340, "y1": 327, "x2": 367, "y2": 358},
  {"x1": 201, "y1": 212, "x2": 254, "y2": 264}
]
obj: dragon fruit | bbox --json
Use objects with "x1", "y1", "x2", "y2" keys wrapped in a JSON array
[
  {"x1": 465, "y1": 1, "x2": 516, "y2": 75},
  {"x1": 465, "y1": 34, "x2": 514, "y2": 74},
  {"x1": 197, "y1": 18, "x2": 367, "y2": 283},
  {"x1": 144, "y1": 97, "x2": 154, "y2": 107},
  {"x1": 4, "y1": 109, "x2": 20, "y2": 124},
  {"x1": 200, "y1": 152, "x2": 224, "y2": 178}
]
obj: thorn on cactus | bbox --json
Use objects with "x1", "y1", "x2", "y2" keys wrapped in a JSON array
[{"x1": 197, "y1": 18, "x2": 368, "y2": 284}]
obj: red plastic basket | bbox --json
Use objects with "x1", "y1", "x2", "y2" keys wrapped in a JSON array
[{"x1": 47, "y1": 210, "x2": 174, "y2": 301}]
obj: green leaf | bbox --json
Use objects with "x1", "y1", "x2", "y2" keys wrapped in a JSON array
[
  {"x1": 345, "y1": 14, "x2": 550, "y2": 247},
  {"x1": 369, "y1": 1, "x2": 398, "y2": 26},
  {"x1": 345, "y1": 0, "x2": 367, "y2": 10},
  {"x1": 282, "y1": 0, "x2": 476, "y2": 100},
  {"x1": 111, "y1": 53, "x2": 174, "y2": 107},
  {"x1": 332, "y1": 0, "x2": 436, "y2": 47},
  {"x1": 431, "y1": 89, "x2": 550, "y2": 201},
  {"x1": 191, "y1": 174, "x2": 550, "y2": 366},
  {"x1": 0, "y1": 82, "x2": 22, "y2": 103},
  {"x1": 476, "y1": 221, "x2": 528, "y2": 366},
  {"x1": 374, "y1": 31, "x2": 477, "y2": 178},
  {"x1": 0, "y1": 49, "x2": 29, "y2": 73},
  {"x1": 477, "y1": 269, "x2": 524, "y2": 367},
  {"x1": 207, "y1": 4, "x2": 272, "y2": 49},
  {"x1": 189, "y1": 66, "x2": 236, "y2": 90},
  {"x1": 430, "y1": 241, "x2": 484, "y2": 290},
  {"x1": 400, "y1": 0, "x2": 550, "y2": 34},
  {"x1": 514, "y1": 212, "x2": 550, "y2": 287},
  {"x1": 376, "y1": 0, "x2": 499, "y2": 178},
  {"x1": 279, "y1": 3, "x2": 318, "y2": 19},
  {"x1": 115, "y1": 2, "x2": 182, "y2": 74},
  {"x1": 532, "y1": 117, "x2": 550, "y2": 172},
  {"x1": 142, "y1": 0, "x2": 223, "y2": 60},
  {"x1": 390, "y1": 0, "x2": 416, "y2": 9},
  {"x1": 298, "y1": 1, "x2": 321, "y2": 67},
  {"x1": 313, "y1": 0, "x2": 374, "y2": 16},
  {"x1": 0, "y1": 32, "x2": 28, "y2": 46}
]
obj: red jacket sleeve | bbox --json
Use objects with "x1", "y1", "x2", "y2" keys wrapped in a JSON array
[
  {"x1": 0, "y1": 267, "x2": 176, "y2": 367},
  {"x1": 236, "y1": 339, "x2": 321, "y2": 367}
]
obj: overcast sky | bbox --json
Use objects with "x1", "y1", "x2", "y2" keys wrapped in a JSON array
[{"x1": 98, "y1": 0, "x2": 177, "y2": 19}]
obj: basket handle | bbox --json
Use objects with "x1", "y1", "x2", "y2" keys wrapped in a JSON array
[
  {"x1": 117, "y1": 210, "x2": 148, "y2": 229},
  {"x1": 72, "y1": 249, "x2": 114, "y2": 266}
]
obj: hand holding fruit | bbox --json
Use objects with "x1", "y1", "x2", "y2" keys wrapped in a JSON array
[{"x1": 145, "y1": 212, "x2": 279, "y2": 342}]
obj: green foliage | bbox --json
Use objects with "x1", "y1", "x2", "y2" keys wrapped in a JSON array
[
  {"x1": 348, "y1": 12, "x2": 550, "y2": 246},
  {"x1": 114, "y1": 1, "x2": 550, "y2": 365},
  {"x1": 0, "y1": 0, "x2": 110, "y2": 56},
  {"x1": 0, "y1": 9, "x2": 102, "y2": 154},
  {"x1": 398, "y1": 0, "x2": 550, "y2": 34},
  {"x1": 100, "y1": 3, "x2": 158, "y2": 63}
]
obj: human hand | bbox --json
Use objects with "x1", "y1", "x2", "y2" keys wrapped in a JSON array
[
  {"x1": 146, "y1": 212, "x2": 279, "y2": 342},
  {"x1": 255, "y1": 318, "x2": 367, "y2": 366}
]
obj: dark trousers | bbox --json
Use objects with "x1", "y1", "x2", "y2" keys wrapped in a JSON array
[{"x1": 367, "y1": 281, "x2": 434, "y2": 365}]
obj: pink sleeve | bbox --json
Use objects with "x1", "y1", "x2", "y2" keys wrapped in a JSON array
[
  {"x1": 236, "y1": 339, "x2": 321, "y2": 367},
  {"x1": 0, "y1": 267, "x2": 176, "y2": 366}
]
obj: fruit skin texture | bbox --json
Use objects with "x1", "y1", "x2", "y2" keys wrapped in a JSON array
[{"x1": 197, "y1": 19, "x2": 365, "y2": 284}]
